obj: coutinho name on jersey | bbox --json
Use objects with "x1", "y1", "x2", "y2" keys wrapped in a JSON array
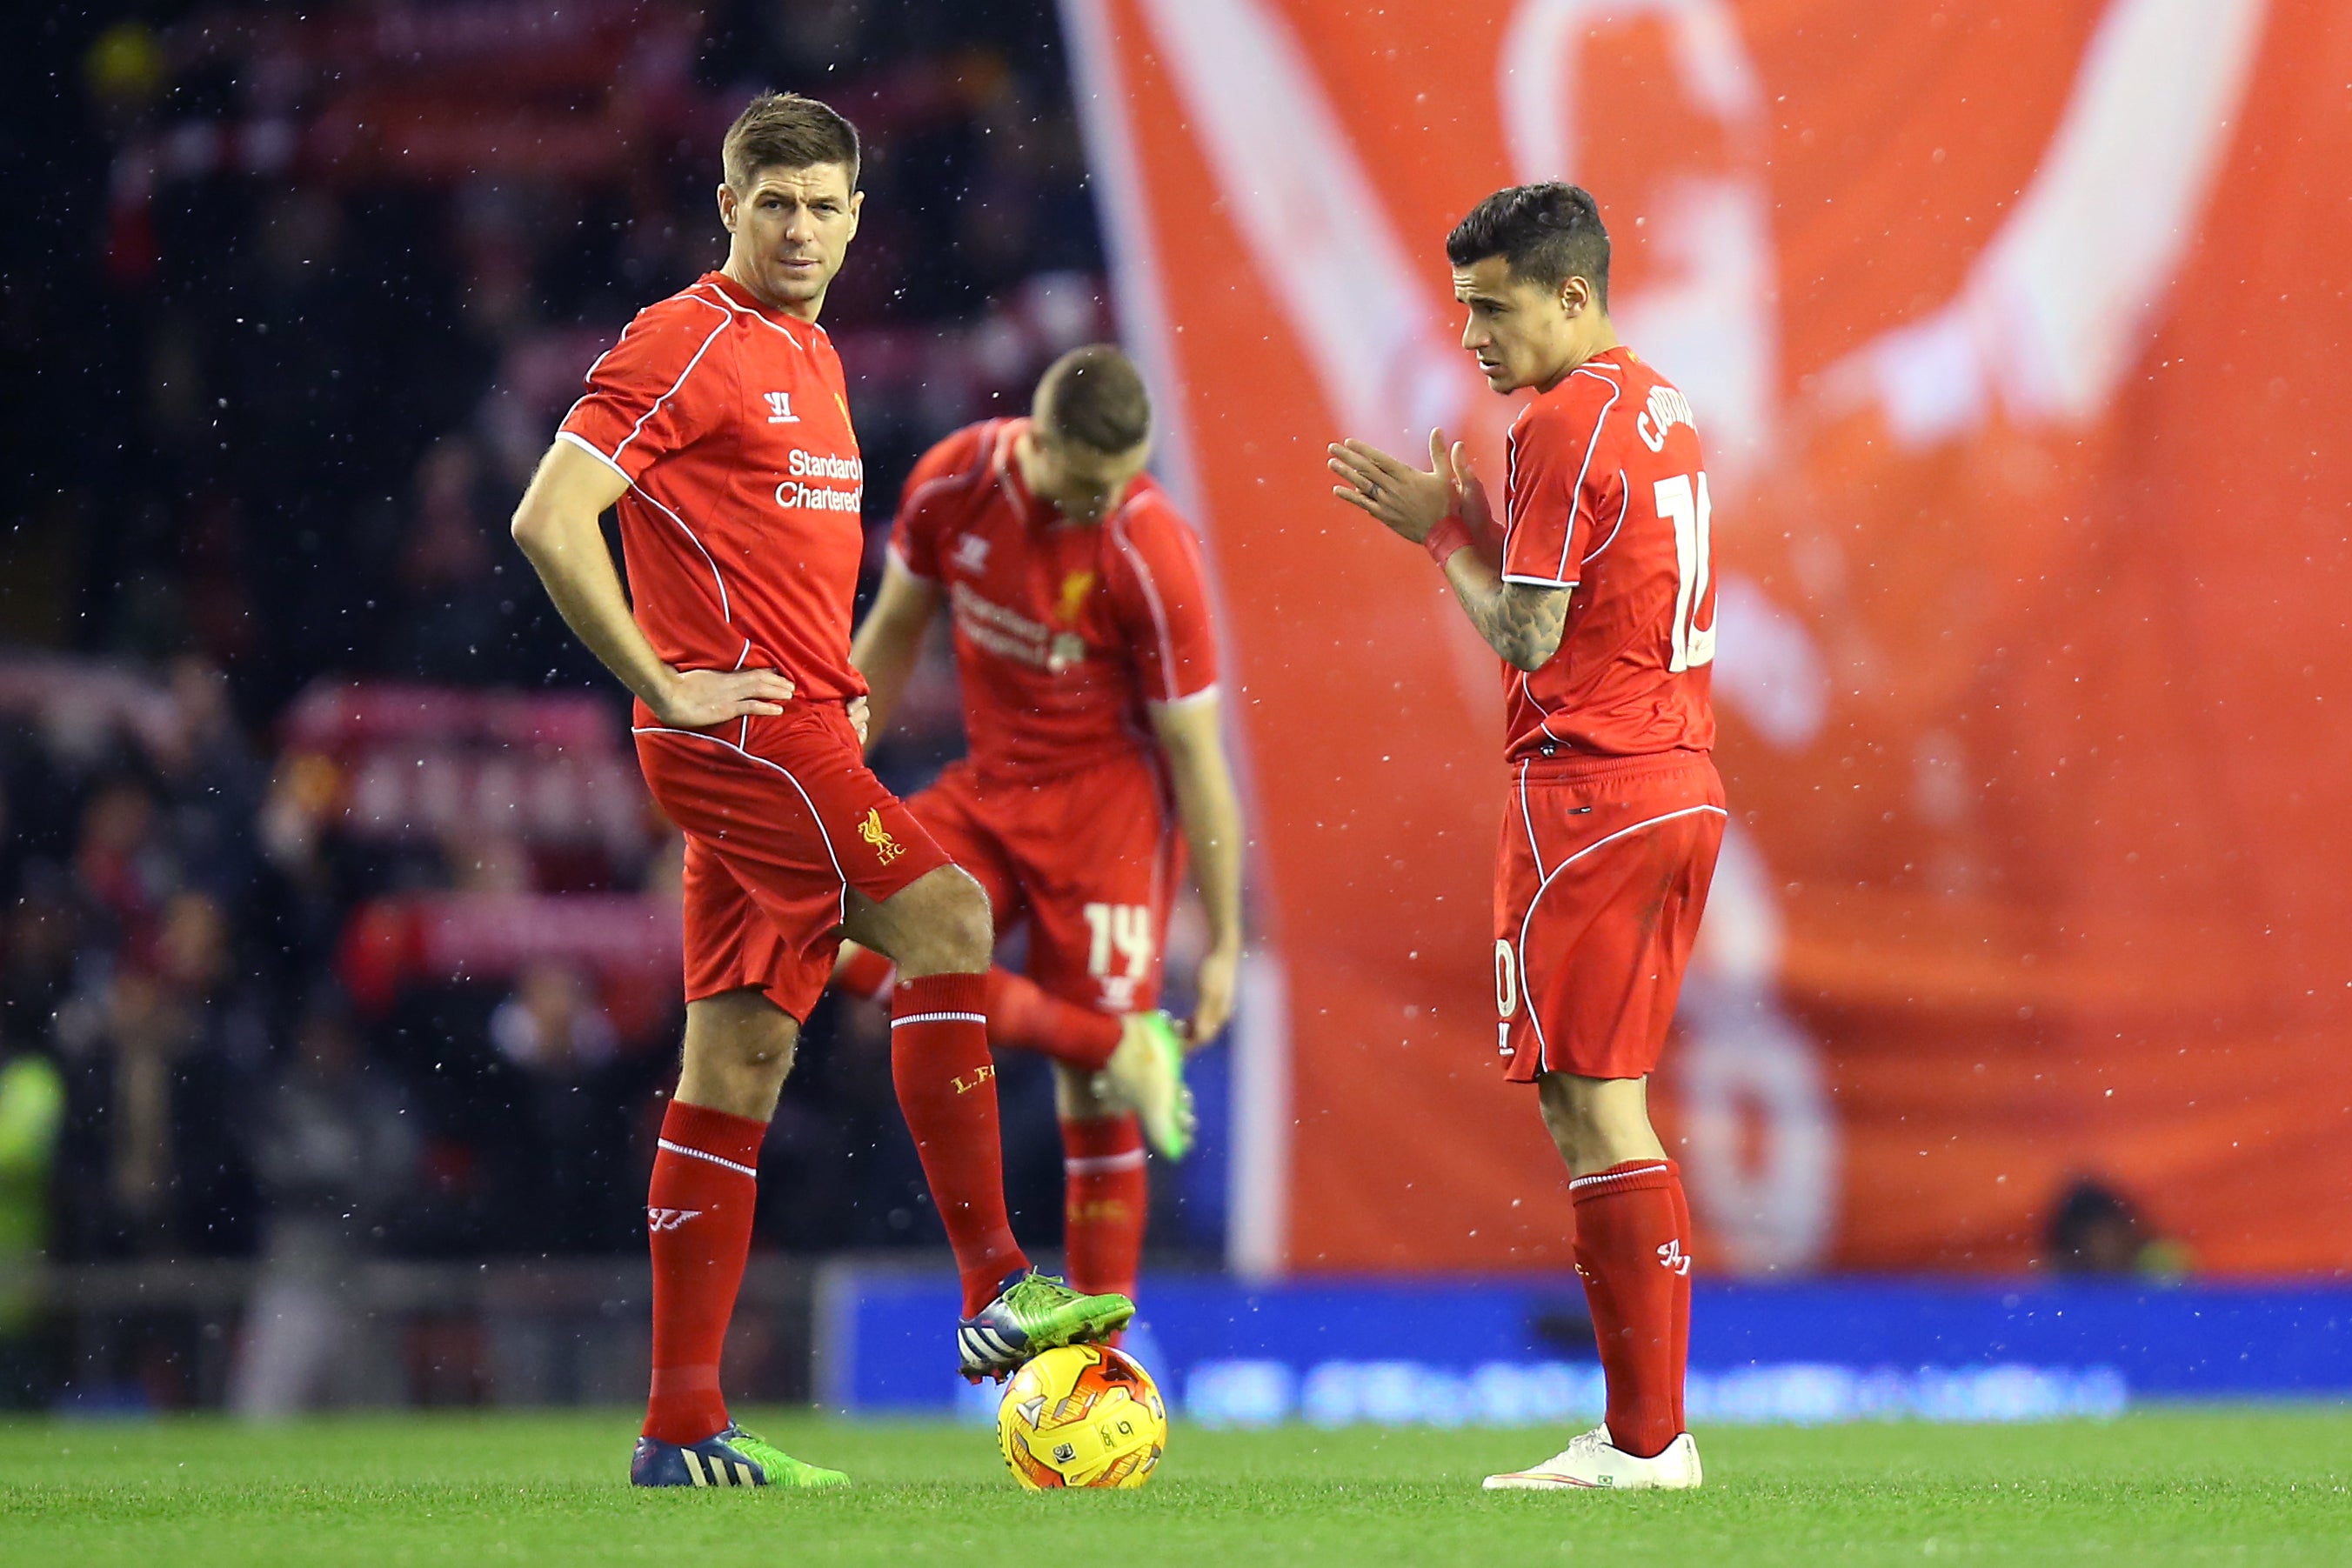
[{"x1": 775, "y1": 448, "x2": 865, "y2": 513}]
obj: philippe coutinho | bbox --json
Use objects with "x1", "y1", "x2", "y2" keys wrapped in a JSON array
[
  {"x1": 510, "y1": 92, "x2": 1133, "y2": 1489},
  {"x1": 1331, "y1": 183, "x2": 1721, "y2": 1491}
]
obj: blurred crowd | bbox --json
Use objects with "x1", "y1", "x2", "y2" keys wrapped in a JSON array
[
  {"x1": 10, "y1": 0, "x2": 1110, "y2": 709},
  {"x1": 1, "y1": 0, "x2": 1143, "y2": 1406}
]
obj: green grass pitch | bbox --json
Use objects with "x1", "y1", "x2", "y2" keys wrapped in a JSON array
[{"x1": 2, "y1": 1408, "x2": 2346, "y2": 1566}]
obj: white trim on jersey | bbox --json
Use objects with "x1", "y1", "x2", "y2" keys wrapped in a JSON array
[
  {"x1": 1110, "y1": 505, "x2": 1189, "y2": 704},
  {"x1": 689, "y1": 279, "x2": 806, "y2": 351},
  {"x1": 730, "y1": 639, "x2": 755, "y2": 752},
  {"x1": 555, "y1": 430, "x2": 632, "y2": 484},
  {"x1": 1147, "y1": 680, "x2": 1221, "y2": 711},
  {"x1": 631, "y1": 724, "x2": 852, "y2": 924},
  {"x1": 562, "y1": 294, "x2": 747, "y2": 625},
  {"x1": 1513, "y1": 803, "x2": 1729, "y2": 1061},
  {"x1": 611, "y1": 304, "x2": 732, "y2": 470},
  {"x1": 893, "y1": 425, "x2": 1003, "y2": 581},
  {"x1": 1501, "y1": 573, "x2": 1580, "y2": 590},
  {"x1": 1558, "y1": 378, "x2": 1623, "y2": 584},
  {"x1": 885, "y1": 541, "x2": 939, "y2": 584},
  {"x1": 1581, "y1": 473, "x2": 1632, "y2": 566},
  {"x1": 554, "y1": 429, "x2": 735, "y2": 626},
  {"x1": 1503, "y1": 408, "x2": 1528, "y2": 562},
  {"x1": 622, "y1": 480, "x2": 733, "y2": 625}
]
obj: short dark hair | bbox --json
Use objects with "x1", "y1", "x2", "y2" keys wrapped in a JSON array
[
  {"x1": 1037, "y1": 344, "x2": 1152, "y2": 454},
  {"x1": 723, "y1": 91, "x2": 860, "y2": 193},
  {"x1": 1446, "y1": 182, "x2": 1610, "y2": 309}
]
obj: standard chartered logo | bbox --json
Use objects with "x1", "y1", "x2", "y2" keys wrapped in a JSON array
[{"x1": 775, "y1": 447, "x2": 865, "y2": 513}]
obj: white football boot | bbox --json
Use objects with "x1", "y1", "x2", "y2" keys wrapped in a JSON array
[{"x1": 1482, "y1": 1425, "x2": 1703, "y2": 1491}]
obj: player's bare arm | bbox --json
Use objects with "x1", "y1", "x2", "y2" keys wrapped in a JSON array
[
  {"x1": 1148, "y1": 691, "x2": 1245, "y2": 1045},
  {"x1": 1445, "y1": 570, "x2": 1571, "y2": 675},
  {"x1": 847, "y1": 555, "x2": 943, "y2": 750},
  {"x1": 1329, "y1": 430, "x2": 1570, "y2": 672},
  {"x1": 510, "y1": 440, "x2": 796, "y2": 726}
]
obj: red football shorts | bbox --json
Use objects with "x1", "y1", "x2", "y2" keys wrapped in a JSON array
[
  {"x1": 905, "y1": 752, "x2": 1182, "y2": 1015},
  {"x1": 1495, "y1": 750, "x2": 1725, "y2": 1083},
  {"x1": 635, "y1": 701, "x2": 952, "y2": 1023}
]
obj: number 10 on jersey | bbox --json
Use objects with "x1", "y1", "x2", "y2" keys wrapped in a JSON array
[{"x1": 1654, "y1": 472, "x2": 1716, "y2": 673}]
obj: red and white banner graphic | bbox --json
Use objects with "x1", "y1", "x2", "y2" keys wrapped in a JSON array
[{"x1": 1062, "y1": 0, "x2": 2352, "y2": 1274}]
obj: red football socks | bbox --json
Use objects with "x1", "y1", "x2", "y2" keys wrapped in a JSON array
[
  {"x1": 834, "y1": 944, "x2": 896, "y2": 1000},
  {"x1": 642, "y1": 1099, "x2": 766, "y2": 1445},
  {"x1": 1060, "y1": 1114, "x2": 1148, "y2": 1314},
  {"x1": 841, "y1": 950, "x2": 1121, "y2": 1072},
  {"x1": 891, "y1": 971, "x2": 1029, "y2": 1314},
  {"x1": 1666, "y1": 1169, "x2": 1694, "y2": 1436},
  {"x1": 988, "y1": 968, "x2": 1123, "y2": 1072},
  {"x1": 1570, "y1": 1158, "x2": 1692, "y2": 1458}
]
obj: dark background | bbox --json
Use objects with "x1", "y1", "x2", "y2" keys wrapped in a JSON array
[{"x1": 0, "y1": 0, "x2": 1205, "y2": 1380}]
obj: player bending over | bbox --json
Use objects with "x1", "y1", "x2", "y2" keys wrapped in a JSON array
[
  {"x1": 511, "y1": 92, "x2": 1132, "y2": 1490},
  {"x1": 832, "y1": 344, "x2": 1244, "y2": 1323},
  {"x1": 1331, "y1": 183, "x2": 1721, "y2": 1491}
]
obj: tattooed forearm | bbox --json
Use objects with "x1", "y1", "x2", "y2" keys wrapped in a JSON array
[{"x1": 1446, "y1": 565, "x2": 1570, "y2": 672}]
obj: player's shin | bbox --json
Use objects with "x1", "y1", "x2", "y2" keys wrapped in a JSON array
[
  {"x1": 1569, "y1": 1158, "x2": 1691, "y2": 1459},
  {"x1": 889, "y1": 972, "x2": 1029, "y2": 1313},
  {"x1": 643, "y1": 1101, "x2": 765, "y2": 1445},
  {"x1": 1060, "y1": 1113, "x2": 1147, "y2": 1318}
]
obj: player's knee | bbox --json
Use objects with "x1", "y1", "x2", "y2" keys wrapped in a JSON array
[
  {"x1": 1537, "y1": 1073, "x2": 1612, "y2": 1153},
  {"x1": 1535, "y1": 1078, "x2": 1589, "y2": 1161},
  {"x1": 729, "y1": 1019, "x2": 798, "y2": 1078},
  {"x1": 1537, "y1": 1071, "x2": 1659, "y2": 1174},
  {"x1": 898, "y1": 866, "x2": 993, "y2": 973},
  {"x1": 684, "y1": 991, "x2": 799, "y2": 1083}
]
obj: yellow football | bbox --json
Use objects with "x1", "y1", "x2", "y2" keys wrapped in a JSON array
[{"x1": 995, "y1": 1343, "x2": 1168, "y2": 1490}]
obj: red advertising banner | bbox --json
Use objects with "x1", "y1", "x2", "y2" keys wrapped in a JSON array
[{"x1": 1060, "y1": 0, "x2": 2352, "y2": 1274}]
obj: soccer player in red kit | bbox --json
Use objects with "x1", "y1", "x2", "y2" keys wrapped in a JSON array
[
  {"x1": 829, "y1": 344, "x2": 1245, "y2": 1318},
  {"x1": 509, "y1": 93, "x2": 1133, "y2": 1489},
  {"x1": 1331, "y1": 183, "x2": 1721, "y2": 1491}
]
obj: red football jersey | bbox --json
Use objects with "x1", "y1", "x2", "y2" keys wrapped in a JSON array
[
  {"x1": 890, "y1": 417, "x2": 1219, "y2": 779},
  {"x1": 558, "y1": 272, "x2": 869, "y2": 713},
  {"x1": 1500, "y1": 345, "x2": 1715, "y2": 761}
]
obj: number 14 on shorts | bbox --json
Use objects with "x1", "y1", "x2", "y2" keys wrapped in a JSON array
[{"x1": 1084, "y1": 903, "x2": 1153, "y2": 1011}]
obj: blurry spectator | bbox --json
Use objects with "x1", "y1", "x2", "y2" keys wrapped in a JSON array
[
  {"x1": 2045, "y1": 1177, "x2": 2192, "y2": 1278},
  {"x1": 445, "y1": 831, "x2": 533, "y2": 896},
  {"x1": 147, "y1": 656, "x2": 264, "y2": 906},
  {"x1": 489, "y1": 963, "x2": 637, "y2": 1252},
  {"x1": 230, "y1": 991, "x2": 414, "y2": 1418},
  {"x1": 2, "y1": 865, "x2": 91, "y2": 1053},
  {"x1": 491, "y1": 963, "x2": 619, "y2": 1078},
  {"x1": 56, "y1": 890, "x2": 264, "y2": 1260},
  {"x1": 377, "y1": 437, "x2": 512, "y2": 684},
  {"x1": 73, "y1": 777, "x2": 169, "y2": 964},
  {"x1": 253, "y1": 750, "x2": 346, "y2": 1003}
]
